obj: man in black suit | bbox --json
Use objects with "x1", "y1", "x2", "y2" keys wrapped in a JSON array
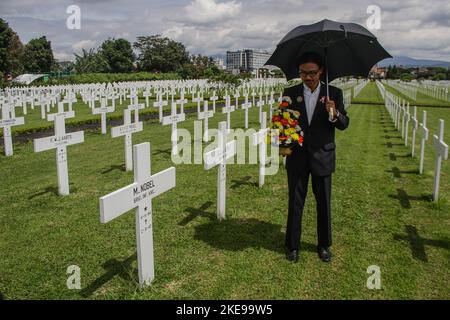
[{"x1": 283, "y1": 52, "x2": 349, "y2": 263}]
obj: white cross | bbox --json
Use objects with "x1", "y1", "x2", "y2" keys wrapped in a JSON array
[
  {"x1": 257, "y1": 99, "x2": 265, "y2": 124},
  {"x1": 128, "y1": 100, "x2": 145, "y2": 123},
  {"x1": 251, "y1": 89, "x2": 257, "y2": 106},
  {"x1": 47, "y1": 101, "x2": 75, "y2": 122},
  {"x1": 100, "y1": 142, "x2": 176, "y2": 287},
  {"x1": 176, "y1": 90, "x2": 188, "y2": 114},
  {"x1": 63, "y1": 92, "x2": 77, "y2": 112},
  {"x1": 432, "y1": 119, "x2": 448, "y2": 202},
  {"x1": 143, "y1": 89, "x2": 152, "y2": 107},
  {"x1": 204, "y1": 121, "x2": 237, "y2": 220},
  {"x1": 34, "y1": 114, "x2": 84, "y2": 195},
  {"x1": 153, "y1": 94, "x2": 168, "y2": 123},
  {"x1": 106, "y1": 91, "x2": 117, "y2": 109},
  {"x1": 162, "y1": 101, "x2": 186, "y2": 156},
  {"x1": 21, "y1": 97, "x2": 27, "y2": 115},
  {"x1": 0, "y1": 104, "x2": 25, "y2": 156},
  {"x1": 127, "y1": 90, "x2": 138, "y2": 105},
  {"x1": 404, "y1": 103, "x2": 410, "y2": 146},
  {"x1": 233, "y1": 89, "x2": 240, "y2": 109},
  {"x1": 411, "y1": 106, "x2": 418, "y2": 157},
  {"x1": 38, "y1": 95, "x2": 48, "y2": 119},
  {"x1": 252, "y1": 112, "x2": 270, "y2": 187},
  {"x1": 209, "y1": 90, "x2": 218, "y2": 113},
  {"x1": 111, "y1": 109, "x2": 143, "y2": 171},
  {"x1": 268, "y1": 92, "x2": 275, "y2": 120},
  {"x1": 418, "y1": 111, "x2": 429, "y2": 175},
  {"x1": 222, "y1": 96, "x2": 235, "y2": 132},
  {"x1": 241, "y1": 96, "x2": 252, "y2": 129},
  {"x1": 193, "y1": 92, "x2": 204, "y2": 115},
  {"x1": 93, "y1": 97, "x2": 115, "y2": 134},
  {"x1": 198, "y1": 100, "x2": 214, "y2": 142}
]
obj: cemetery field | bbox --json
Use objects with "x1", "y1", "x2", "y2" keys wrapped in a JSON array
[
  {"x1": 383, "y1": 83, "x2": 450, "y2": 108},
  {"x1": 1, "y1": 92, "x2": 449, "y2": 300},
  {"x1": 0, "y1": 94, "x2": 226, "y2": 136}
]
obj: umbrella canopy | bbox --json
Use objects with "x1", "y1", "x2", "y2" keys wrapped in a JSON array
[{"x1": 265, "y1": 19, "x2": 392, "y2": 82}]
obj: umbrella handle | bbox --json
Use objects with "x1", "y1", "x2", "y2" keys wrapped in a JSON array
[{"x1": 325, "y1": 49, "x2": 334, "y2": 120}]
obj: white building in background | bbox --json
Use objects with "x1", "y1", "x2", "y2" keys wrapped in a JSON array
[
  {"x1": 213, "y1": 58, "x2": 226, "y2": 70},
  {"x1": 226, "y1": 49, "x2": 271, "y2": 74}
]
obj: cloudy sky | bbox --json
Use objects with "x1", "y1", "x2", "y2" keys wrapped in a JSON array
[{"x1": 1, "y1": 0, "x2": 449, "y2": 62}]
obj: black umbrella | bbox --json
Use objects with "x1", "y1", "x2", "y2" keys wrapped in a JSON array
[{"x1": 265, "y1": 19, "x2": 392, "y2": 97}]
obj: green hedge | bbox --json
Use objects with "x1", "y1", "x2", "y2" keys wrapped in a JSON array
[{"x1": 34, "y1": 72, "x2": 181, "y2": 85}]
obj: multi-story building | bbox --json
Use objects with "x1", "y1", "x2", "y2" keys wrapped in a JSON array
[{"x1": 226, "y1": 49, "x2": 271, "y2": 73}]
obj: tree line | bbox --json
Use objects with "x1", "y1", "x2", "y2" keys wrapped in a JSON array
[{"x1": 0, "y1": 18, "x2": 237, "y2": 83}]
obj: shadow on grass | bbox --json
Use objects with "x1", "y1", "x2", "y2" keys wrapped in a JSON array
[
  {"x1": 101, "y1": 164, "x2": 125, "y2": 174},
  {"x1": 388, "y1": 153, "x2": 412, "y2": 161},
  {"x1": 154, "y1": 148, "x2": 172, "y2": 157},
  {"x1": 384, "y1": 142, "x2": 405, "y2": 148},
  {"x1": 386, "y1": 167, "x2": 419, "y2": 178},
  {"x1": 393, "y1": 225, "x2": 450, "y2": 262},
  {"x1": 80, "y1": 254, "x2": 137, "y2": 298},
  {"x1": 193, "y1": 218, "x2": 316, "y2": 254},
  {"x1": 230, "y1": 176, "x2": 258, "y2": 189},
  {"x1": 28, "y1": 183, "x2": 76, "y2": 199},
  {"x1": 389, "y1": 189, "x2": 431, "y2": 209},
  {"x1": 179, "y1": 201, "x2": 215, "y2": 226}
]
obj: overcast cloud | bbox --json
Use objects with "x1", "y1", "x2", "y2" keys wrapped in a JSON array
[{"x1": 1, "y1": 0, "x2": 449, "y2": 62}]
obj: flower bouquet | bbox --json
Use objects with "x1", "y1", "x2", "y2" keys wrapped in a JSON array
[{"x1": 270, "y1": 97, "x2": 304, "y2": 156}]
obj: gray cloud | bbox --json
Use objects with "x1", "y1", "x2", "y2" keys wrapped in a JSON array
[{"x1": 1, "y1": 0, "x2": 449, "y2": 62}]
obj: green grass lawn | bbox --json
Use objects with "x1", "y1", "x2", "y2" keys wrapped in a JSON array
[
  {"x1": 351, "y1": 81, "x2": 385, "y2": 105},
  {"x1": 0, "y1": 87, "x2": 449, "y2": 299}
]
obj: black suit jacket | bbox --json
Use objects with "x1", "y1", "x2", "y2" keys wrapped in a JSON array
[{"x1": 283, "y1": 82, "x2": 349, "y2": 176}]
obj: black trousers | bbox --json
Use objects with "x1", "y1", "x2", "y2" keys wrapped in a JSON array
[{"x1": 285, "y1": 168, "x2": 332, "y2": 250}]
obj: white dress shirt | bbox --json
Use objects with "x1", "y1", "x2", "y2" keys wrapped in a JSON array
[
  {"x1": 303, "y1": 82, "x2": 339, "y2": 124},
  {"x1": 303, "y1": 82, "x2": 321, "y2": 125}
]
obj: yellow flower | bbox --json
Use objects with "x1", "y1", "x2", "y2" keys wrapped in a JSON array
[
  {"x1": 283, "y1": 112, "x2": 290, "y2": 119},
  {"x1": 286, "y1": 128, "x2": 295, "y2": 135},
  {"x1": 291, "y1": 133, "x2": 299, "y2": 141}
]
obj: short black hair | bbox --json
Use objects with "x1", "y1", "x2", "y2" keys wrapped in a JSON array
[{"x1": 297, "y1": 52, "x2": 324, "y2": 69}]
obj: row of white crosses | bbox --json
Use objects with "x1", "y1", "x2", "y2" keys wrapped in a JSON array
[
  {"x1": 353, "y1": 79, "x2": 368, "y2": 98},
  {"x1": 98, "y1": 111, "x2": 273, "y2": 287},
  {"x1": 378, "y1": 81, "x2": 448, "y2": 201},
  {"x1": 2, "y1": 82, "x2": 283, "y2": 287},
  {"x1": 385, "y1": 80, "x2": 418, "y2": 101},
  {"x1": 0, "y1": 82, "x2": 277, "y2": 159},
  {"x1": 410, "y1": 81, "x2": 450, "y2": 103}
]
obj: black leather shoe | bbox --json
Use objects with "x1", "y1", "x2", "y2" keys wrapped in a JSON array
[
  {"x1": 286, "y1": 249, "x2": 299, "y2": 263},
  {"x1": 318, "y1": 247, "x2": 331, "y2": 262}
]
